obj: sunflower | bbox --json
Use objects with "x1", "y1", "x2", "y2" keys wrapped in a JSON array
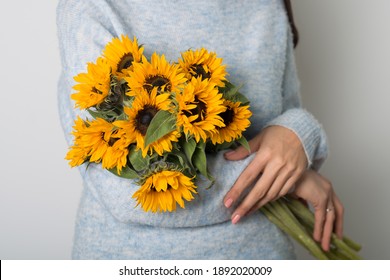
[
  {"x1": 66, "y1": 145, "x2": 89, "y2": 167},
  {"x1": 125, "y1": 53, "x2": 186, "y2": 96},
  {"x1": 102, "y1": 35, "x2": 144, "y2": 77},
  {"x1": 114, "y1": 88, "x2": 180, "y2": 157},
  {"x1": 66, "y1": 117, "x2": 90, "y2": 166},
  {"x1": 176, "y1": 77, "x2": 226, "y2": 142},
  {"x1": 71, "y1": 57, "x2": 111, "y2": 109},
  {"x1": 179, "y1": 48, "x2": 227, "y2": 87},
  {"x1": 209, "y1": 100, "x2": 252, "y2": 144},
  {"x1": 133, "y1": 169, "x2": 197, "y2": 212},
  {"x1": 66, "y1": 117, "x2": 131, "y2": 173}
]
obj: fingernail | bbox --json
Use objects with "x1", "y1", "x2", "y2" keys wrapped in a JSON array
[
  {"x1": 232, "y1": 214, "x2": 241, "y2": 224},
  {"x1": 323, "y1": 244, "x2": 330, "y2": 252},
  {"x1": 224, "y1": 198, "x2": 233, "y2": 208}
]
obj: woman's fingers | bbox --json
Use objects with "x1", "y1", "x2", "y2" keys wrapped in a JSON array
[
  {"x1": 312, "y1": 181, "x2": 334, "y2": 251},
  {"x1": 230, "y1": 164, "x2": 279, "y2": 223},
  {"x1": 227, "y1": 159, "x2": 304, "y2": 223},
  {"x1": 225, "y1": 155, "x2": 305, "y2": 223},
  {"x1": 312, "y1": 201, "x2": 327, "y2": 243},
  {"x1": 333, "y1": 192, "x2": 344, "y2": 239},
  {"x1": 252, "y1": 167, "x2": 300, "y2": 210},
  {"x1": 287, "y1": 170, "x2": 345, "y2": 252},
  {"x1": 321, "y1": 203, "x2": 336, "y2": 251},
  {"x1": 245, "y1": 171, "x2": 298, "y2": 217},
  {"x1": 223, "y1": 152, "x2": 267, "y2": 208},
  {"x1": 318, "y1": 193, "x2": 344, "y2": 251},
  {"x1": 224, "y1": 126, "x2": 308, "y2": 223}
]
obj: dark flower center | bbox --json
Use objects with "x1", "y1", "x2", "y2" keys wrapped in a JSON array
[
  {"x1": 184, "y1": 97, "x2": 207, "y2": 123},
  {"x1": 144, "y1": 75, "x2": 171, "y2": 93},
  {"x1": 117, "y1": 53, "x2": 134, "y2": 72},
  {"x1": 91, "y1": 86, "x2": 101, "y2": 94},
  {"x1": 190, "y1": 64, "x2": 211, "y2": 80},
  {"x1": 101, "y1": 132, "x2": 119, "y2": 147},
  {"x1": 219, "y1": 107, "x2": 234, "y2": 126},
  {"x1": 135, "y1": 105, "x2": 158, "y2": 135},
  {"x1": 151, "y1": 183, "x2": 172, "y2": 192},
  {"x1": 108, "y1": 137, "x2": 119, "y2": 146}
]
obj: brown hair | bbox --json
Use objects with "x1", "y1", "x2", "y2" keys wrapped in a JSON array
[{"x1": 284, "y1": 0, "x2": 299, "y2": 47}]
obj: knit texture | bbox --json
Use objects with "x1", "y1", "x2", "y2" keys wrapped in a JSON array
[{"x1": 57, "y1": 0, "x2": 327, "y2": 259}]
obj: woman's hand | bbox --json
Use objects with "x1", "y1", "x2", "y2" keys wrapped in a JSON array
[
  {"x1": 291, "y1": 169, "x2": 344, "y2": 251},
  {"x1": 223, "y1": 125, "x2": 308, "y2": 223}
]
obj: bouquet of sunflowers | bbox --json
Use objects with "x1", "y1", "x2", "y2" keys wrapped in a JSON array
[
  {"x1": 66, "y1": 35, "x2": 362, "y2": 259},
  {"x1": 66, "y1": 35, "x2": 252, "y2": 212}
]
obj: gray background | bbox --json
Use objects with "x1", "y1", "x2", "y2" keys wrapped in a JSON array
[{"x1": 0, "y1": 1, "x2": 389, "y2": 259}]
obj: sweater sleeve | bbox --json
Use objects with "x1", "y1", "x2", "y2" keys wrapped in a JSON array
[{"x1": 265, "y1": 31, "x2": 328, "y2": 170}]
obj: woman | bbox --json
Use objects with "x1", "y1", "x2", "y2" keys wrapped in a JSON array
[{"x1": 57, "y1": 0, "x2": 343, "y2": 259}]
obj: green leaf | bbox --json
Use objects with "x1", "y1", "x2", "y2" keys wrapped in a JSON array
[
  {"x1": 182, "y1": 138, "x2": 196, "y2": 163},
  {"x1": 192, "y1": 141, "x2": 209, "y2": 179},
  {"x1": 114, "y1": 112, "x2": 128, "y2": 121},
  {"x1": 87, "y1": 108, "x2": 107, "y2": 119},
  {"x1": 165, "y1": 155, "x2": 182, "y2": 169},
  {"x1": 232, "y1": 92, "x2": 250, "y2": 105},
  {"x1": 219, "y1": 82, "x2": 250, "y2": 105},
  {"x1": 168, "y1": 152, "x2": 191, "y2": 171},
  {"x1": 205, "y1": 177, "x2": 215, "y2": 189},
  {"x1": 166, "y1": 150, "x2": 185, "y2": 167},
  {"x1": 223, "y1": 83, "x2": 242, "y2": 100},
  {"x1": 122, "y1": 96, "x2": 134, "y2": 108},
  {"x1": 107, "y1": 165, "x2": 139, "y2": 179},
  {"x1": 237, "y1": 136, "x2": 251, "y2": 153},
  {"x1": 144, "y1": 110, "x2": 176, "y2": 147},
  {"x1": 87, "y1": 108, "x2": 121, "y2": 121},
  {"x1": 128, "y1": 147, "x2": 150, "y2": 171}
]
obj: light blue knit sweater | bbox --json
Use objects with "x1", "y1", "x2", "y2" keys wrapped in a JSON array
[{"x1": 57, "y1": 0, "x2": 328, "y2": 259}]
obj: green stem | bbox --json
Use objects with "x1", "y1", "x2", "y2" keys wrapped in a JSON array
[
  {"x1": 261, "y1": 206, "x2": 300, "y2": 241},
  {"x1": 268, "y1": 200, "x2": 329, "y2": 260},
  {"x1": 325, "y1": 248, "x2": 342, "y2": 260},
  {"x1": 329, "y1": 247, "x2": 352, "y2": 260},
  {"x1": 343, "y1": 236, "x2": 362, "y2": 252},
  {"x1": 285, "y1": 197, "x2": 362, "y2": 259},
  {"x1": 261, "y1": 206, "x2": 318, "y2": 258},
  {"x1": 331, "y1": 236, "x2": 362, "y2": 260}
]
